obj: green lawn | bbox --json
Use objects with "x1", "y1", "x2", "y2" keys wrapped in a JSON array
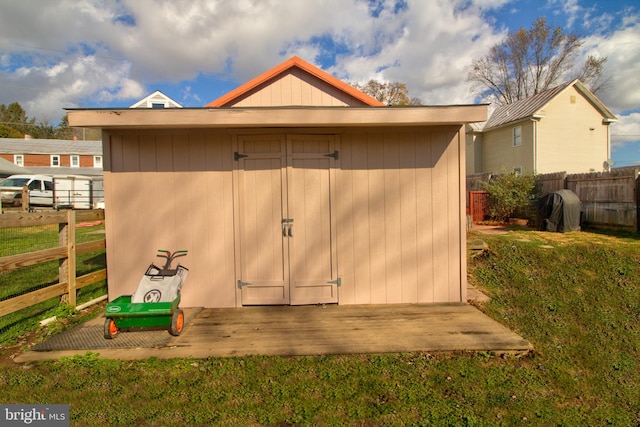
[
  {"x1": 0, "y1": 222, "x2": 107, "y2": 343},
  {"x1": 0, "y1": 228, "x2": 638, "y2": 426}
]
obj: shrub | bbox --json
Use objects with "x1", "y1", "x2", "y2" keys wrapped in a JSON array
[{"x1": 482, "y1": 172, "x2": 537, "y2": 222}]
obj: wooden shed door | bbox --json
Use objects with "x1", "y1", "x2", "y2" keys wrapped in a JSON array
[
  {"x1": 236, "y1": 135, "x2": 289, "y2": 305},
  {"x1": 236, "y1": 134, "x2": 338, "y2": 305}
]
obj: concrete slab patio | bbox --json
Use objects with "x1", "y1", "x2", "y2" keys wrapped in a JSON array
[{"x1": 15, "y1": 303, "x2": 532, "y2": 363}]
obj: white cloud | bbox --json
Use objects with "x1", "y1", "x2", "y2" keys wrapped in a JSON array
[
  {"x1": 611, "y1": 112, "x2": 640, "y2": 146},
  {"x1": 610, "y1": 112, "x2": 640, "y2": 166},
  {"x1": 582, "y1": 17, "x2": 640, "y2": 112},
  {"x1": 3, "y1": 0, "x2": 502, "y2": 119},
  {"x1": 46, "y1": 63, "x2": 69, "y2": 78},
  {"x1": 0, "y1": 0, "x2": 637, "y2": 124},
  {"x1": 330, "y1": 1, "x2": 508, "y2": 104},
  {"x1": 1, "y1": 55, "x2": 145, "y2": 120}
]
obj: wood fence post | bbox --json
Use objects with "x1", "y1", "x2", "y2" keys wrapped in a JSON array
[
  {"x1": 21, "y1": 185, "x2": 29, "y2": 212},
  {"x1": 59, "y1": 210, "x2": 77, "y2": 307}
]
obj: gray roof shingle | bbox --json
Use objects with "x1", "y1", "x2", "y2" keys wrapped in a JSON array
[{"x1": 0, "y1": 138, "x2": 102, "y2": 155}]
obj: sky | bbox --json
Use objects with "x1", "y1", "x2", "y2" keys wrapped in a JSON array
[{"x1": 1, "y1": 0, "x2": 639, "y2": 167}]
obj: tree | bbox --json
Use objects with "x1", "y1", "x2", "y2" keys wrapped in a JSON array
[
  {"x1": 30, "y1": 119, "x2": 57, "y2": 139},
  {"x1": 0, "y1": 102, "x2": 35, "y2": 136},
  {"x1": 353, "y1": 80, "x2": 422, "y2": 106},
  {"x1": 54, "y1": 114, "x2": 101, "y2": 140},
  {"x1": 0, "y1": 124, "x2": 23, "y2": 138},
  {"x1": 468, "y1": 17, "x2": 607, "y2": 106}
]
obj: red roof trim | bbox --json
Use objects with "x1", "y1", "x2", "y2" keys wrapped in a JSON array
[{"x1": 206, "y1": 56, "x2": 385, "y2": 107}]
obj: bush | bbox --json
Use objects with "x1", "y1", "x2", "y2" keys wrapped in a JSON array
[{"x1": 482, "y1": 172, "x2": 537, "y2": 222}]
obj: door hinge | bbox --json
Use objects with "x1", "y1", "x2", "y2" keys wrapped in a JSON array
[
  {"x1": 234, "y1": 152, "x2": 249, "y2": 161},
  {"x1": 237, "y1": 280, "x2": 252, "y2": 288},
  {"x1": 327, "y1": 278, "x2": 341, "y2": 287},
  {"x1": 324, "y1": 150, "x2": 339, "y2": 160}
]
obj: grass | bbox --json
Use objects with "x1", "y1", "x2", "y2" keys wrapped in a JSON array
[
  {"x1": 0, "y1": 227, "x2": 639, "y2": 425},
  {"x1": 0, "y1": 222, "x2": 107, "y2": 343}
]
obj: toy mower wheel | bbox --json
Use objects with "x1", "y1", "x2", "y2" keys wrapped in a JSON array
[
  {"x1": 104, "y1": 318, "x2": 119, "y2": 339},
  {"x1": 169, "y1": 309, "x2": 184, "y2": 336}
]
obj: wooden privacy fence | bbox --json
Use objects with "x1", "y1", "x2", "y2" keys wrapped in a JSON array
[
  {"x1": 0, "y1": 209, "x2": 106, "y2": 317},
  {"x1": 468, "y1": 167, "x2": 640, "y2": 231},
  {"x1": 538, "y1": 168, "x2": 640, "y2": 232}
]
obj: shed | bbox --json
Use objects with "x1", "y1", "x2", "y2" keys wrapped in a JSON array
[
  {"x1": 68, "y1": 56, "x2": 487, "y2": 308},
  {"x1": 536, "y1": 189, "x2": 581, "y2": 232}
]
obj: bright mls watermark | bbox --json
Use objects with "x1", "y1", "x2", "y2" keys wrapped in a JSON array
[{"x1": 1, "y1": 405, "x2": 69, "y2": 426}]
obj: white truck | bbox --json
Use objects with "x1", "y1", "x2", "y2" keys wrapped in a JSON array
[
  {"x1": 0, "y1": 174, "x2": 104, "y2": 209},
  {"x1": 0, "y1": 175, "x2": 54, "y2": 207}
]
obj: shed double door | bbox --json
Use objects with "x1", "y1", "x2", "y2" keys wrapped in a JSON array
[{"x1": 236, "y1": 134, "x2": 338, "y2": 305}]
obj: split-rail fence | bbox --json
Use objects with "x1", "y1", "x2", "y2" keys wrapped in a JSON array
[{"x1": 0, "y1": 209, "x2": 106, "y2": 318}]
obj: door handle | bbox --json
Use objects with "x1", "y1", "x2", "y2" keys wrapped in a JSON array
[{"x1": 282, "y1": 219, "x2": 293, "y2": 237}]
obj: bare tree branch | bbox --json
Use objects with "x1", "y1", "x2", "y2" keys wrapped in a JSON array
[
  {"x1": 468, "y1": 17, "x2": 606, "y2": 105},
  {"x1": 352, "y1": 80, "x2": 422, "y2": 106}
]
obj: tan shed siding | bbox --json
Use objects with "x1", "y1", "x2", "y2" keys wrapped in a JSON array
[
  {"x1": 337, "y1": 127, "x2": 463, "y2": 304},
  {"x1": 482, "y1": 121, "x2": 535, "y2": 174},
  {"x1": 230, "y1": 69, "x2": 369, "y2": 107},
  {"x1": 104, "y1": 126, "x2": 465, "y2": 308},
  {"x1": 536, "y1": 86, "x2": 609, "y2": 173},
  {"x1": 103, "y1": 130, "x2": 237, "y2": 308}
]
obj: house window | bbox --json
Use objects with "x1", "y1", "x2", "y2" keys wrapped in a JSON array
[
  {"x1": 14, "y1": 154, "x2": 24, "y2": 167},
  {"x1": 51, "y1": 155, "x2": 60, "y2": 167},
  {"x1": 71, "y1": 155, "x2": 80, "y2": 167},
  {"x1": 151, "y1": 102, "x2": 166, "y2": 108},
  {"x1": 94, "y1": 156, "x2": 103, "y2": 168},
  {"x1": 512, "y1": 126, "x2": 522, "y2": 147}
]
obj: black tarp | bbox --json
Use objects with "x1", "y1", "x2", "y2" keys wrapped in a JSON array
[{"x1": 536, "y1": 189, "x2": 581, "y2": 232}]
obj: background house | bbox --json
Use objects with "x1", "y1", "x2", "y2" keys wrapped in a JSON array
[
  {"x1": 68, "y1": 56, "x2": 486, "y2": 308},
  {"x1": 0, "y1": 137, "x2": 103, "y2": 177},
  {"x1": 467, "y1": 80, "x2": 617, "y2": 175},
  {"x1": 129, "y1": 90, "x2": 182, "y2": 109},
  {"x1": 1, "y1": 92, "x2": 177, "y2": 178}
]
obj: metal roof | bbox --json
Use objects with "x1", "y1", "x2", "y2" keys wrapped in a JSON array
[
  {"x1": 484, "y1": 82, "x2": 570, "y2": 130},
  {"x1": 0, "y1": 138, "x2": 102, "y2": 155},
  {"x1": 483, "y1": 80, "x2": 617, "y2": 131}
]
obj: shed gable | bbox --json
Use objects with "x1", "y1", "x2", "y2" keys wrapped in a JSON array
[{"x1": 207, "y1": 56, "x2": 384, "y2": 108}]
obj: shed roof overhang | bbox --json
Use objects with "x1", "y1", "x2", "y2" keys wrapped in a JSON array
[{"x1": 67, "y1": 105, "x2": 488, "y2": 130}]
